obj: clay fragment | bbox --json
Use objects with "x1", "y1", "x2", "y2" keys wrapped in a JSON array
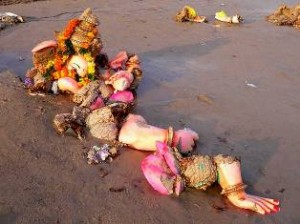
[
  {"x1": 53, "y1": 106, "x2": 90, "y2": 140},
  {"x1": 86, "y1": 107, "x2": 119, "y2": 141}
]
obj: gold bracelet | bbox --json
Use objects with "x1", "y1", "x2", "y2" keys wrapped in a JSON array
[
  {"x1": 221, "y1": 183, "x2": 247, "y2": 195},
  {"x1": 166, "y1": 126, "x2": 174, "y2": 147}
]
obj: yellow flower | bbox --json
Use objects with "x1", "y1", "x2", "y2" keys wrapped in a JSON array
[
  {"x1": 62, "y1": 55, "x2": 69, "y2": 63},
  {"x1": 184, "y1": 5, "x2": 197, "y2": 19},
  {"x1": 57, "y1": 33, "x2": 65, "y2": 42},
  {"x1": 52, "y1": 71, "x2": 61, "y2": 80},
  {"x1": 81, "y1": 52, "x2": 96, "y2": 76},
  {"x1": 87, "y1": 32, "x2": 95, "y2": 38},
  {"x1": 83, "y1": 52, "x2": 93, "y2": 62},
  {"x1": 67, "y1": 70, "x2": 76, "y2": 79},
  {"x1": 79, "y1": 77, "x2": 90, "y2": 86},
  {"x1": 87, "y1": 62, "x2": 96, "y2": 75},
  {"x1": 46, "y1": 60, "x2": 55, "y2": 69}
]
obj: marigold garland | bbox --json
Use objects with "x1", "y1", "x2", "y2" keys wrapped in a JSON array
[
  {"x1": 77, "y1": 52, "x2": 96, "y2": 86},
  {"x1": 52, "y1": 66, "x2": 76, "y2": 80},
  {"x1": 78, "y1": 77, "x2": 90, "y2": 87},
  {"x1": 40, "y1": 17, "x2": 99, "y2": 86},
  {"x1": 63, "y1": 19, "x2": 80, "y2": 39},
  {"x1": 54, "y1": 56, "x2": 63, "y2": 71}
]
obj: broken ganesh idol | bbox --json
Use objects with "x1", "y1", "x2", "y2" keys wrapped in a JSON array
[
  {"x1": 24, "y1": 8, "x2": 142, "y2": 141},
  {"x1": 24, "y1": 8, "x2": 280, "y2": 215}
]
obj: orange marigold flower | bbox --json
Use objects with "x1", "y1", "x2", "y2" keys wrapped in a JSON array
[
  {"x1": 82, "y1": 42, "x2": 90, "y2": 49},
  {"x1": 60, "y1": 66, "x2": 69, "y2": 78},
  {"x1": 52, "y1": 71, "x2": 61, "y2": 80},
  {"x1": 87, "y1": 32, "x2": 95, "y2": 38},
  {"x1": 68, "y1": 69, "x2": 76, "y2": 79},
  {"x1": 61, "y1": 44, "x2": 67, "y2": 52},
  {"x1": 63, "y1": 19, "x2": 80, "y2": 39},
  {"x1": 62, "y1": 55, "x2": 69, "y2": 63},
  {"x1": 92, "y1": 28, "x2": 98, "y2": 35},
  {"x1": 79, "y1": 77, "x2": 90, "y2": 86},
  {"x1": 54, "y1": 57, "x2": 63, "y2": 71}
]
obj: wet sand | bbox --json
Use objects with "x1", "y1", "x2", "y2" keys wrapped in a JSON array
[{"x1": 1, "y1": 0, "x2": 300, "y2": 223}]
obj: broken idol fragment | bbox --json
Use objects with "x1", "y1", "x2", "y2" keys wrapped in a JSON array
[
  {"x1": 174, "y1": 5, "x2": 207, "y2": 23},
  {"x1": 117, "y1": 114, "x2": 280, "y2": 215},
  {"x1": 215, "y1": 10, "x2": 243, "y2": 24},
  {"x1": 140, "y1": 141, "x2": 280, "y2": 215},
  {"x1": 24, "y1": 7, "x2": 280, "y2": 216}
]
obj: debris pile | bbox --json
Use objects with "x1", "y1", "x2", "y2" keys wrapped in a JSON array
[
  {"x1": 215, "y1": 10, "x2": 243, "y2": 24},
  {"x1": 0, "y1": 12, "x2": 24, "y2": 30},
  {"x1": 267, "y1": 4, "x2": 300, "y2": 28},
  {"x1": 174, "y1": 5, "x2": 207, "y2": 23},
  {"x1": 174, "y1": 5, "x2": 243, "y2": 24}
]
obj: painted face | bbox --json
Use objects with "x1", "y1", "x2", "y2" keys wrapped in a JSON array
[{"x1": 68, "y1": 55, "x2": 88, "y2": 77}]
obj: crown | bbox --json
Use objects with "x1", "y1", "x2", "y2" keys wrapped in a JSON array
[{"x1": 79, "y1": 8, "x2": 99, "y2": 26}]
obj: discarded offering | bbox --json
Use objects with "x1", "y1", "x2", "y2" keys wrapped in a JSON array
[
  {"x1": 266, "y1": 4, "x2": 300, "y2": 28},
  {"x1": 87, "y1": 144, "x2": 118, "y2": 164},
  {"x1": 215, "y1": 10, "x2": 243, "y2": 24},
  {"x1": 0, "y1": 12, "x2": 24, "y2": 30},
  {"x1": 245, "y1": 80, "x2": 257, "y2": 88},
  {"x1": 174, "y1": 5, "x2": 207, "y2": 23}
]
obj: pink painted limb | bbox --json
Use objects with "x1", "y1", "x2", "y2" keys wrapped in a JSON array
[
  {"x1": 109, "y1": 51, "x2": 128, "y2": 69},
  {"x1": 32, "y1": 40, "x2": 57, "y2": 53},
  {"x1": 57, "y1": 77, "x2": 80, "y2": 94},
  {"x1": 90, "y1": 96, "x2": 105, "y2": 111},
  {"x1": 156, "y1": 141, "x2": 180, "y2": 175},
  {"x1": 109, "y1": 90, "x2": 134, "y2": 103},
  {"x1": 119, "y1": 114, "x2": 196, "y2": 153},
  {"x1": 141, "y1": 154, "x2": 175, "y2": 195},
  {"x1": 173, "y1": 128, "x2": 199, "y2": 153},
  {"x1": 118, "y1": 115, "x2": 167, "y2": 151}
]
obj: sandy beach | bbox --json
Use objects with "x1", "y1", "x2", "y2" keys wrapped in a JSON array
[{"x1": 1, "y1": 0, "x2": 300, "y2": 223}]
